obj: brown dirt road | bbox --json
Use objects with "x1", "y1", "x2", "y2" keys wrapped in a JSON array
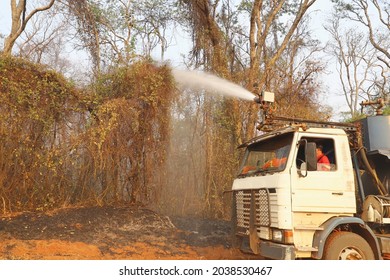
[{"x1": 0, "y1": 205, "x2": 258, "y2": 260}]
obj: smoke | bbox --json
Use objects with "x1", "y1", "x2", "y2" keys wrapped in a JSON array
[
  {"x1": 172, "y1": 69, "x2": 255, "y2": 101},
  {"x1": 157, "y1": 68, "x2": 255, "y2": 218}
]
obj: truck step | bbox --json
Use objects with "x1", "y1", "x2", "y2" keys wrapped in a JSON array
[
  {"x1": 294, "y1": 226, "x2": 324, "y2": 230},
  {"x1": 296, "y1": 246, "x2": 318, "y2": 252}
]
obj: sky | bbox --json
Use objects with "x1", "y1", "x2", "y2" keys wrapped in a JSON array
[{"x1": 0, "y1": 0, "x2": 349, "y2": 119}]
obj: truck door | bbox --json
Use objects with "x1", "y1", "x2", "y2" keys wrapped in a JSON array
[{"x1": 290, "y1": 136, "x2": 356, "y2": 214}]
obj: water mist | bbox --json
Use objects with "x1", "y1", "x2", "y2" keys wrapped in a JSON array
[{"x1": 172, "y1": 69, "x2": 255, "y2": 101}]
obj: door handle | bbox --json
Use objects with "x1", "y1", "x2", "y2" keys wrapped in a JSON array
[{"x1": 332, "y1": 192, "x2": 343, "y2": 195}]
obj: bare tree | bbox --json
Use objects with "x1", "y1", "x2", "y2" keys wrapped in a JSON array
[
  {"x1": 333, "y1": 0, "x2": 390, "y2": 111},
  {"x1": 171, "y1": 0, "x2": 323, "y2": 217},
  {"x1": 275, "y1": 17, "x2": 328, "y2": 120},
  {"x1": 66, "y1": 0, "x2": 178, "y2": 73},
  {"x1": 333, "y1": 0, "x2": 390, "y2": 68},
  {"x1": 65, "y1": 0, "x2": 102, "y2": 77},
  {"x1": 133, "y1": 0, "x2": 179, "y2": 60},
  {"x1": 16, "y1": 5, "x2": 69, "y2": 65},
  {"x1": 326, "y1": 6, "x2": 389, "y2": 117},
  {"x1": 327, "y1": 22, "x2": 373, "y2": 116},
  {"x1": 243, "y1": 0, "x2": 317, "y2": 138},
  {"x1": 2, "y1": 0, "x2": 55, "y2": 56}
]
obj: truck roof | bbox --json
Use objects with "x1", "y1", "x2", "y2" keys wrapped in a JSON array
[{"x1": 239, "y1": 125, "x2": 348, "y2": 148}]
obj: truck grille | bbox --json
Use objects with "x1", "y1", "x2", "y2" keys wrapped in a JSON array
[{"x1": 234, "y1": 189, "x2": 270, "y2": 236}]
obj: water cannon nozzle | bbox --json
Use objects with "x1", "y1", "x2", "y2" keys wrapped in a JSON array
[
  {"x1": 254, "y1": 91, "x2": 276, "y2": 131},
  {"x1": 253, "y1": 91, "x2": 275, "y2": 104}
]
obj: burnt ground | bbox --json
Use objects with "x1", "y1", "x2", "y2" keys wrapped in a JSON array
[{"x1": 0, "y1": 205, "x2": 259, "y2": 260}]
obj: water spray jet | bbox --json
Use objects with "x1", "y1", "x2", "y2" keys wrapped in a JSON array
[
  {"x1": 172, "y1": 69, "x2": 256, "y2": 101},
  {"x1": 172, "y1": 68, "x2": 278, "y2": 128}
]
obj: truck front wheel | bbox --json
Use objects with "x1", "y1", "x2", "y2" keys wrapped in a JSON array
[{"x1": 323, "y1": 231, "x2": 375, "y2": 260}]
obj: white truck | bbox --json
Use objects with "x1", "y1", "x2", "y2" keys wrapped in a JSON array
[{"x1": 231, "y1": 93, "x2": 390, "y2": 259}]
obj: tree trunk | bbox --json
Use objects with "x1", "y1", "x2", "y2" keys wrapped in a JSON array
[{"x1": 2, "y1": 0, "x2": 55, "y2": 56}]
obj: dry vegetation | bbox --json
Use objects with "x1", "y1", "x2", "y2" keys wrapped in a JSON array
[
  {"x1": 0, "y1": 0, "x2": 353, "y2": 219},
  {"x1": 0, "y1": 57, "x2": 177, "y2": 214},
  {"x1": 0, "y1": 43, "x2": 332, "y2": 220},
  {"x1": 0, "y1": 0, "x2": 388, "y2": 261}
]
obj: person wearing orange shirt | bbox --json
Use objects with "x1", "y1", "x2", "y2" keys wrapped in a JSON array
[{"x1": 316, "y1": 145, "x2": 330, "y2": 171}]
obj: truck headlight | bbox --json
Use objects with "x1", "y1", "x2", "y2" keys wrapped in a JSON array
[
  {"x1": 272, "y1": 229, "x2": 283, "y2": 242},
  {"x1": 271, "y1": 229, "x2": 294, "y2": 244}
]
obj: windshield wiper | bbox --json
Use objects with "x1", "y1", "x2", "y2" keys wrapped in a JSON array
[{"x1": 254, "y1": 168, "x2": 279, "y2": 175}]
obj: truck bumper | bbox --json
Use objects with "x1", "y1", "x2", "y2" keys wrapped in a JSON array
[{"x1": 258, "y1": 240, "x2": 296, "y2": 260}]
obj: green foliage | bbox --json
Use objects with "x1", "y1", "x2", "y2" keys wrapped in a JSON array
[
  {"x1": 331, "y1": 0, "x2": 357, "y2": 15},
  {"x1": 237, "y1": 0, "x2": 253, "y2": 13},
  {"x1": 340, "y1": 105, "x2": 390, "y2": 122},
  {"x1": 342, "y1": 113, "x2": 367, "y2": 123}
]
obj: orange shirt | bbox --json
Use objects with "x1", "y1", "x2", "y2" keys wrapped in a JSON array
[{"x1": 317, "y1": 154, "x2": 330, "y2": 171}]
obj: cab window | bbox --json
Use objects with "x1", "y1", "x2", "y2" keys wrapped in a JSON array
[{"x1": 296, "y1": 137, "x2": 336, "y2": 171}]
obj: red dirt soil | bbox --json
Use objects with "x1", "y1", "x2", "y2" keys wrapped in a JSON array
[{"x1": 0, "y1": 205, "x2": 258, "y2": 260}]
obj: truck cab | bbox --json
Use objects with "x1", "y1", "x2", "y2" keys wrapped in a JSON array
[{"x1": 232, "y1": 116, "x2": 390, "y2": 260}]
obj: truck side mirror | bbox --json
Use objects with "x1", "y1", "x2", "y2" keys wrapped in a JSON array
[
  {"x1": 297, "y1": 140, "x2": 317, "y2": 176},
  {"x1": 306, "y1": 142, "x2": 317, "y2": 171},
  {"x1": 299, "y1": 162, "x2": 308, "y2": 177}
]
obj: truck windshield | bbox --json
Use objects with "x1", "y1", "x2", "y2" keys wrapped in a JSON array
[{"x1": 238, "y1": 133, "x2": 293, "y2": 176}]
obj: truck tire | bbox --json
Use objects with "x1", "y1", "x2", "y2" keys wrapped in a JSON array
[{"x1": 323, "y1": 231, "x2": 375, "y2": 260}]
